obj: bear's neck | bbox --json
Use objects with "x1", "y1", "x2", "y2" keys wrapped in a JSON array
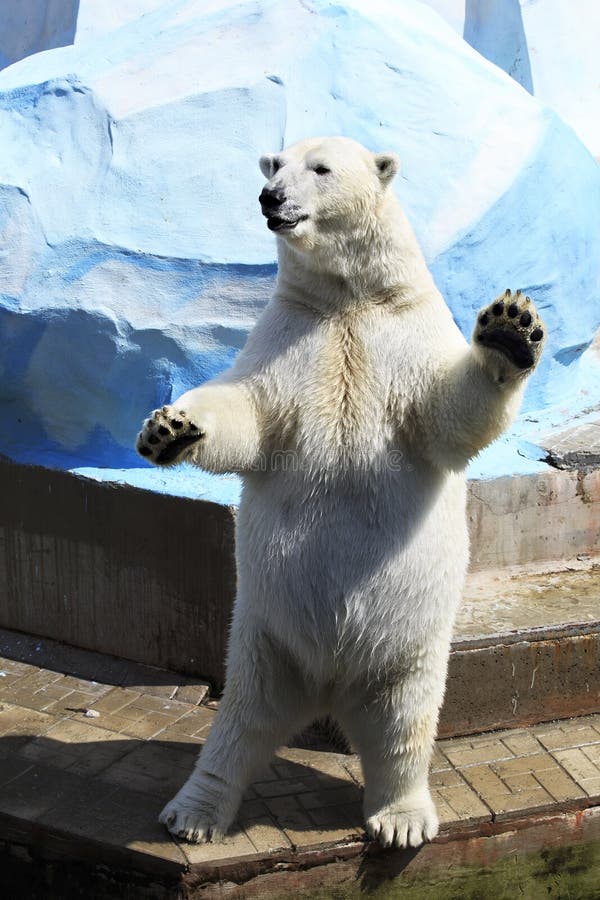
[{"x1": 275, "y1": 196, "x2": 434, "y2": 315}]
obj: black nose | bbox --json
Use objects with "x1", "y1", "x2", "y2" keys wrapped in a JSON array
[{"x1": 259, "y1": 187, "x2": 285, "y2": 209}]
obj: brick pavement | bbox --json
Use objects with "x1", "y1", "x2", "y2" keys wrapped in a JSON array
[{"x1": 0, "y1": 645, "x2": 599, "y2": 875}]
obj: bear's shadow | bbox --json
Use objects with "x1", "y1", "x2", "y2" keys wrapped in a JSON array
[{"x1": 0, "y1": 731, "x2": 422, "y2": 894}]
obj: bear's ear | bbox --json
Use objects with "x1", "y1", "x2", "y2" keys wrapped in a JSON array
[
  {"x1": 374, "y1": 152, "x2": 400, "y2": 186},
  {"x1": 259, "y1": 154, "x2": 276, "y2": 179}
]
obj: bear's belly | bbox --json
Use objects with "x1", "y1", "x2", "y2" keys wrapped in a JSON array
[{"x1": 235, "y1": 464, "x2": 468, "y2": 677}]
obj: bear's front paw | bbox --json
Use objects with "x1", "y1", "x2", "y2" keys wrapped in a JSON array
[
  {"x1": 474, "y1": 289, "x2": 545, "y2": 376},
  {"x1": 136, "y1": 406, "x2": 204, "y2": 465}
]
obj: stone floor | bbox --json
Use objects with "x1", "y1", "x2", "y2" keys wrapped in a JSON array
[
  {"x1": 458, "y1": 557, "x2": 600, "y2": 639},
  {"x1": 0, "y1": 634, "x2": 599, "y2": 897}
]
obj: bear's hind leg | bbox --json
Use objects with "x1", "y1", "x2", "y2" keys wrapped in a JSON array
[
  {"x1": 160, "y1": 628, "x2": 319, "y2": 843},
  {"x1": 334, "y1": 649, "x2": 448, "y2": 849}
]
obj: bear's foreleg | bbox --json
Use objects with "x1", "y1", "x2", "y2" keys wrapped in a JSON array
[
  {"x1": 423, "y1": 290, "x2": 545, "y2": 469},
  {"x1": 137, "y1": 382, "x2": 262, "y2": 472}
]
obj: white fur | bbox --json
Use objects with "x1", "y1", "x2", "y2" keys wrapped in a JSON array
[{"x1": 143, "y1": 137, "x2": 538, "y2": 849}]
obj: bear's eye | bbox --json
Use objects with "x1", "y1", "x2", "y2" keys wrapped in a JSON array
[{"x1": 313, "y1": 165, "x2": 331, "y2": 176}]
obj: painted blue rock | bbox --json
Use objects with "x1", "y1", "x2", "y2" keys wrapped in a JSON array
[{"x1": 0, "y1": 0, "x2": 598, "y2": 501}]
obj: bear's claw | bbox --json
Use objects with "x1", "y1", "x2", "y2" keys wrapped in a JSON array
[
  {"x1": 366, "y1": 802, "x2": 439, "y2": 849},
  {"x1": 474, "y1": 289, "x2": 545, "y2": 372},
  {"x1": 136, "y1": 406, "x2": 204, "y2": 465},
  {"x1": 159, "y1": 793, "x2": 226, "y2": 844}
]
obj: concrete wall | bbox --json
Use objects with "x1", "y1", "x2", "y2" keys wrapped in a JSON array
[{"x1": 1, "y1": 458, "x2": 598, "y2": 689}]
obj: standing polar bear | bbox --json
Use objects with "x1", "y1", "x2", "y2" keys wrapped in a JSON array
[{"x1": 137, "y1": 137, "x2": 544, "y2": 848}]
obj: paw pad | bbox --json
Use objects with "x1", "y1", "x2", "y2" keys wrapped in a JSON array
[
  {"x1": 136, "y1": 407, "x2": 204, "y2": 465},
  {"x1": 474, "y1": 289, "x2": 545, "y2": 372}
]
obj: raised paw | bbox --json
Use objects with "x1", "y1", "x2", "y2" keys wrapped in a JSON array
[
  {"x1": 365, "y1": 801, "x2": 439, "y2": 850},
  {"x1": 136, "y1": 406, "x2": 204, "y2": 465},
  {"x1": 474, "y1": 289, "x2": 545, "y2": 374}
]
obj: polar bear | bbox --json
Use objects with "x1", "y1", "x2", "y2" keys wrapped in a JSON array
[{"x1": 137, "y1": 136, "x2": 544, "y2": 849}]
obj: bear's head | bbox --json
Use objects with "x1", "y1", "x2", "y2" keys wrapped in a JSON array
[{"x1": 258, "y1": 137, "x2": 400, "y2": 256}]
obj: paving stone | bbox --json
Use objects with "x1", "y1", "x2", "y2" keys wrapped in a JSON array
[
  {"x1": 40, "y1": 782, "x2": 187, "y2": 869},
  {"x1": 0, "y1": 703, "x2": 59, "y2": 738},
  {"x1": 457, "y1": 761, "x2": 557, "y2": 818},
  {"x1": 429, "y1": 768, "x2": 467, "y2": 789},
  {"x1": 59, "y1": 675, "x2": 113, "y2": 696},
  {"x1": 0, "y1": 756, "x2": 35, "y2": 788},
  {"x1": 47, "y1": 689, "x2": 111, "y2": 715},
  {"x1": 1, "y1": 671, "x2": 68, "y2": 710},
  {"x1": 0, "y1": 669, "x2": 33, "y2": 693},
  {"x1": 433, "y1": 793, "x2": 460, "y2": 826},
  {"x1": 581, "y1": 743, "x2": 600, "y2": 766},
  {"x1": 432, "y1": 783, "x2": 491, "y2": 821},
  {"x1": 342, "y1": 756, "x2": 364, "y2": 785},
  {"x1": 81, "y1": 711, "x2": 144, "y2": 733},
  {"x1": 502, "y1": 773, "x2": 543, "y2": 793},
  {"x1": 89, "y1": 791, "x2": 187, "y2": 867},
  {"x1": 533, "y1": 720, "x2": 600, "y2": 752},
  {"x1": 493, "y1": 753, "x2": 558, "y2": 778},
  {"x1": 264, "y1": 795, "x2": 302, "y2": 819},
  {"x1": 93, "y1": 706, "x2": 194, "y2": 739},
  {"x1": 500, "y1": 731, "x2": 544, "y2": 757},
  {"x1": 90, "y1": 688, "x2": 144, "y2": 715},
  {"x1": 275, "y1": 747, "x2": 355, "y2": 783},
  {"x1": 430, "y1": 746, "x2": 453, "y2": 772},
  {"x1": 297, "y1": 785, "x2": 362, "y2": 810},
  {"x1": 156, "y1": 707, "x2": 215, "y2": 738},
  {"x1": 307, "y1": 805, "x2": 362, "y2": 834},
  {"x1": 273, "y1": 760, "x2": 312, "y2": 779},
  {"x1": 179, "y1": 829, "x2": 258, "y2": 865},
  {"x1": 238, "y1": 798, "x2": 270, "y2": 820},
  {"x1": 278, "y1": 807, "x2": 355, "y2": 849},
  {"x1": 153, "y1": 725, "x2": 206, "y2": 749},
  {"x1": 241, "y1": 815, "x2": 292, "y2": 853},
  {"x1": 100, "y1": 740, "x2": 196, "y2": 798},
  {"x1": 0, "y1": 657, "x2": 35, "y2": 677},
  {"x1": 458, "y1": 763, "x2": 511, "y2": 798},
  {"x1": 532, "y1": 766, "x2": 586, "y2": 803},
  {"x1": 0, "y1": 764, "x2": 95, "y2": 821},
  {"x1": 250, "y1": 764, "x2": 282, "y2": 784},
  {"x1": 339, "y1": 802, "x2": 364, "y2": 828},
  {"x1": 441, "y1": 738, "x2": 514, "y2": 768},
  {"x1": 118, "y1": 713, "x2": 182, "y2": 740},
  {"x1": 32, "y1": 681, "x2": 81, "y2": 703},
  {"x1": 124, "y1": 693, "x2": 190, "y2": 715},
  {"x1": 553, "y1": 748, "x2": 600, "y2": 797},
  {"x1": 491, "y1": 790, "x2": 556, "y2": 817},
  {"x1": 0, "y1": 729, "x2": 35, "y2": 761},
  {"x1": 19, "y1": 721, "x2": 133, "y2": 777},
  {"x1": 121, "y1": 670, "x2": 209, "y2": 707},
  {"x1": 253, "y1": 777, "x2": 320, "y2": 798},
  {"x1": 171, "y1": 683, "x2": 210, "y2": 706}
]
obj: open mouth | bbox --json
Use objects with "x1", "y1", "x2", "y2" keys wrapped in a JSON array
[{"x1": 266, "y1": 214, "x2": 308, "y2": 233}]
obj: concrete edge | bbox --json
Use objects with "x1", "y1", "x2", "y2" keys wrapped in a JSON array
[{"x1": 2, "y1": 800, "x2": 598, "y2": 898}]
